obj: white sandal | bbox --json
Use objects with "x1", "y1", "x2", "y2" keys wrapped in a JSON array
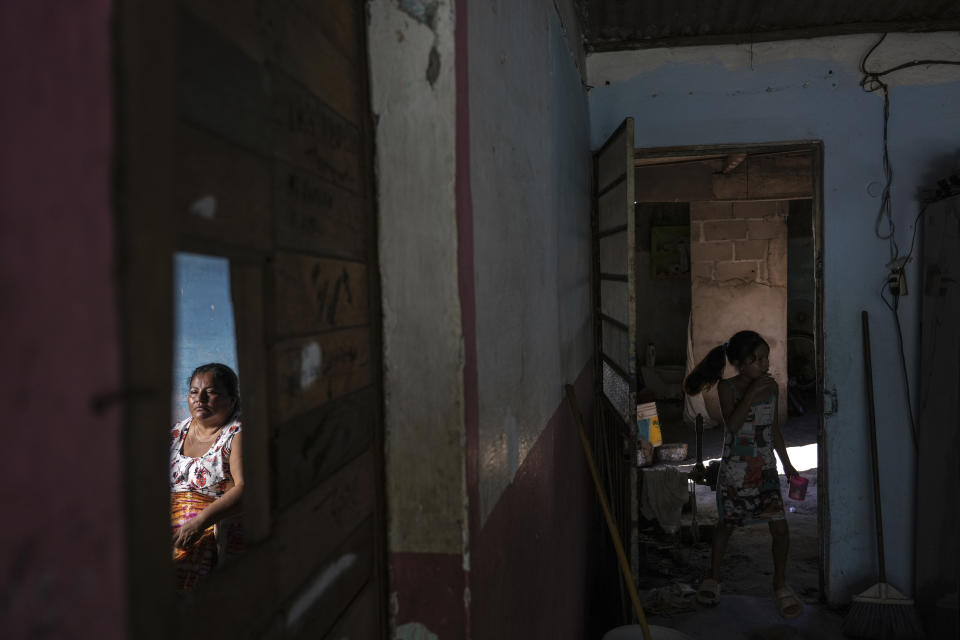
[
  {"x1": 696, "y1": 578, "x2": 720, "y2": 605},
  {"x1": 774, "y1": 585, "x2": 803, "y2": 619}
]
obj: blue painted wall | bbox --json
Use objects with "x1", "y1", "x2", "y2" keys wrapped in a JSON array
[
  {"x1": 171, "y1": 252, "x2": 238, "y2": 422},
  {"x1": 467, "y1": 2, "x2": 601, "y2": 637},
  {"x1": 469, "y1": 0, "x2": 593, "y2": 523},
  {"x1": 587, "y1": 35, "x2": 960, "y2": 603}
]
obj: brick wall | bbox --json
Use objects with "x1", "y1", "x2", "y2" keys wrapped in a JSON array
[{"x1": 690, "y1": 201, "x2": 789, "y2": 424}]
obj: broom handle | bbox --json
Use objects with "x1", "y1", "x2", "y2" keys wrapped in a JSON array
[
  {"x1": 862, "y1": 310, "x2": 886, "y2": 582},
  {"x1": 565, "y1": 385, "x2": 652, "y2": 640}
]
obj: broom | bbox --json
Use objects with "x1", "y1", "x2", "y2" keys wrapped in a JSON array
[{"x1": 843, "y1": 311, "x2": 924, "y2": 639}]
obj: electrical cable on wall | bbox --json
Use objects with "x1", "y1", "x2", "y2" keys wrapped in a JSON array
[{"x1": 859, "y1": 33, "x2": 960, "y2": 449}]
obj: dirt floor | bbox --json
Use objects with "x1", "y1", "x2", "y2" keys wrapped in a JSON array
[{"x1": 636, "y1": 397, "x2": 822, "y2": 612}]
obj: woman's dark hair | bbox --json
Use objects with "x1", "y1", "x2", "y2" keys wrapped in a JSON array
[
  {"x1": 683, "y1": 330, "x2": 769, "y2": 395},
  {"x1": 188, "y1": 363, "x2": 240, "y2": 410}
]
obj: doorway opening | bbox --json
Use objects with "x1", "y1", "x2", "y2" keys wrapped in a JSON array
[{"x1": 628, "y1": 142, "x2": 825, "y2": 604}]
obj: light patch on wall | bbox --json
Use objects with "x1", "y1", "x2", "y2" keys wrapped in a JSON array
[
  {"x1": 300, "y1": 341, "x2": 322, "y2": 389},
  {"x1": 395, "y1": 622, "x2": 439, "y2": 640},
  {"x1": 189, "y1": 194, "x2": 217, "y2": 219},
  {"x1": 505, "y1": 411, "x2": 519, "y2": 480},
  {"x1": 286, "y1": 553, "x2": 358, "y2": 630}
]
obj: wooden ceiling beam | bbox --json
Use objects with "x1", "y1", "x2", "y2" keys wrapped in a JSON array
[{"x1": 634, "y1": 152, "x2": 813, "y2": 202}]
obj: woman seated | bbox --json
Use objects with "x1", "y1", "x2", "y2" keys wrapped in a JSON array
[{"x1": 170, "y1": 363, "x2": 244, "y2": 590}]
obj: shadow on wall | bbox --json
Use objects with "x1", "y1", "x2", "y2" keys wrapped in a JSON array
[{"x1": 918, "y1": 151, "x2": 960, "y2": 200}]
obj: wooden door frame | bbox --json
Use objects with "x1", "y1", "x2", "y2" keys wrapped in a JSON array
[
  {"x1": 115, "y1": 1, "x2": 177, "y2": 636},
  {"x1": 632, "y1": 140, "x2": 828, "y2": 601}
]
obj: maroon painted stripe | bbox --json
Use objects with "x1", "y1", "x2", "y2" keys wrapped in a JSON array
[
  {"x1": 389, "y1": 550, "x2": 466, "y2": 639},
  {"x1": 471, "y1": 360, "x2": 597, "y2": 639}
]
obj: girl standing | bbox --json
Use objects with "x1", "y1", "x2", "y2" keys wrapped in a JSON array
[{"x1": 684, "y1": 330, "x2": 803, "y2": 619}]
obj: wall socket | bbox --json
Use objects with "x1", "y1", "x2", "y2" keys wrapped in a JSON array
[
  {"x1": 888, "y1": 268, "x2": 907, "y2": 296},
  {"x1": 887, "y1": 257, "x2": 910, "y2": 296}
]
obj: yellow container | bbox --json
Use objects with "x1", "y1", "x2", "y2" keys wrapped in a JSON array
[{"x1": 636, "y1": 402, "x2": 662, "y2": 447}]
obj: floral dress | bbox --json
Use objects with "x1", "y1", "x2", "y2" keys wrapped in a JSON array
[
  {"x1": 716, "y1": 380, "x2": 785, "y2": 526},
  {"x1": 169, "y1": 416, "x2": 243, "y2": 589},
  {"x1": 170, "y1": 417, "x2": 241, "y2": 496}
]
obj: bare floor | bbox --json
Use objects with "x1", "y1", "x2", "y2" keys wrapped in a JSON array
[
  {"x1": 647, "y1": 594, "x2": 848, "y2": 640},
  {"x1": 632, "y1": 399, "x2": 847, "y2": 638}
]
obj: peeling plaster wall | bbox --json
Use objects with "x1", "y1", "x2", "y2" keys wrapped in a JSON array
[
  {"x1": 588, "y1": 32, "x2": 960, "y2": 603},
  {"x1": 0, "y1": 1, "x2": 126, "y2": 637},
  {"x1": 469, "y1": 0, "x2": 593, "y2": 528},
  {"x1": 368, "y1": 0, "x2": 465, "y2": 557}
]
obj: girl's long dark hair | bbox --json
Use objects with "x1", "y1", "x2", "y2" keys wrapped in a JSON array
[{"x1": 683, "y1": 330, "x2": 769, "y2": 395}]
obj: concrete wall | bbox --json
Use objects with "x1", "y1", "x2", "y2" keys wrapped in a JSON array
[
  {"x1": 367, "y1": 1, "x2": 468, "y2": 637},
  {"x1": 469, "y1": 0, "x2": 593, "y2": 528},
  {"x1": 787, "y1": 200, "x2": 817, "y2": 386},
  {"x1": 369, "y1": 0, "x2": 599, "y2": 636},
  {"x1": 369, "y1": 0, "x2": 463, "y2": 553},
  {"x1": 690, "y1": 201, "x2": 789, "y2": 425},
  {"x1": 636, "y1": 204, "x2": 691, "y2": 367},
  {"x1": 588, "y1": 32, "x2": 960, "y2": 603},
  {"x1": 0, "y1": 1, "x2": 127, "y2": 637},
  {"x1": 468, "y1": 0, "x2": 598, "y2": 636}
]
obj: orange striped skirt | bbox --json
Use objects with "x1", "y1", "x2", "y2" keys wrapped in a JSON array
[{"x1": 171, "y1": 491, "x2": 217, "y2": 590}]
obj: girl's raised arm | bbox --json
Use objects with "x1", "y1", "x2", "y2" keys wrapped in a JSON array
[{"x1": 719, "y1": 376, "x2": 776, "y2": 435}]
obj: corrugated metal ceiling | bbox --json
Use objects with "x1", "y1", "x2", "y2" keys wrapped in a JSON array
[{"x1": 576, "y1": 0, "x2": 960, "y2": 51}]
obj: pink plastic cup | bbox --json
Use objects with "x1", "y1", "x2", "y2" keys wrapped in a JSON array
[{"x1": 788, "y1": 475, "x2": 809, "y2": 501}]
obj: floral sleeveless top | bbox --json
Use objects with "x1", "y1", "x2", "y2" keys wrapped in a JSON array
[
  {"x1": 716, "y1": 380, "x2": 783, "y2": 525},
  {"x1": 170, "y1": 415, "x2": 241, "y2": 498}
]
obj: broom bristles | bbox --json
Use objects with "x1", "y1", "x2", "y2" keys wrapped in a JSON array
[
  {"x1": 851, "y1": 582, "x2": 914, "y2": 605},
  {"x1": 843, "y1": 582, "x2": 925, "y2": 639}
]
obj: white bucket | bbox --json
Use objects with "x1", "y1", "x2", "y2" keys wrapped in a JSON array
[{"x1": 602, "y1": 625, "x2": 692, "y2": 640}]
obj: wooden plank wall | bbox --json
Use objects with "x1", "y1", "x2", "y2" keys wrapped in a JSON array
[{"x1": 172, "y1": 2, "x2": 384, "y2": 638}]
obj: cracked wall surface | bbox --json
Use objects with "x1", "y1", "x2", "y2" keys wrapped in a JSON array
[{"x1": 368, "y1": 0, "x2": 464, "y2": 556}]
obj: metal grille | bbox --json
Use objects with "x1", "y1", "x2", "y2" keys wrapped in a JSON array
[
  {"x1": 595, "y1": 393, "x2": 634, "y2": 625},
  {"x1": 603, "y1": 359, "x2": 631, "y2": 423}
]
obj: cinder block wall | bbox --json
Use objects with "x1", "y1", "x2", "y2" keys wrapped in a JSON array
[{"x1": 690, "y1": 201, "x2": 789, "y2": 424}]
